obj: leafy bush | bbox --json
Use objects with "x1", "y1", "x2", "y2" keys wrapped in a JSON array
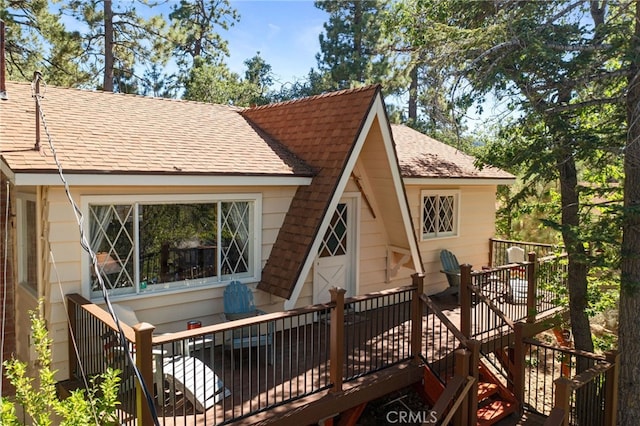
[{"x1": 1, "y1": 301, "x2": 120, "y2": 425}]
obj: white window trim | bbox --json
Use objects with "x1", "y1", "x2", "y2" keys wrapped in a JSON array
[
  {"x1": 420, "y1": 189, "x2": 460, "y2": 241},
  {"x1": 81, "y1": 193, "x2": 262, "y2": 301}
]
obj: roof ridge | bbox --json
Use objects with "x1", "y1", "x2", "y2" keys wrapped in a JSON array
[
  {"x1": 3, "y1": 80, "x2": 242, "y2": 110},
  {"x1": 243, "y1": 84, "x2": 381, "y2": 112}
]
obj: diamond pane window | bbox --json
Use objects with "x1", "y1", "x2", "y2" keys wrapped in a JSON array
[
  {"x1": 221, "y1": 201, "x2": 250, "y2": 276},
  {"x1": 89, "y1": 204, "x2": 135, "y2": 295},
  {"x1": 421, "y1": 191, "x2": 459, "y2": 239},
  {"x1": 319, "y1": 203, "x2": 348, "y2": 257},
  {"x1": 87, "y1": 195, "x2": 258, "y2": 299}
]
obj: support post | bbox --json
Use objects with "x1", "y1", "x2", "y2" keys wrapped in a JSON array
[
  {"x1": 489, "y1": 238, "x2": 495, "y2": 268},
  {"x1": 467, "y1": 340, "x2": 480, "y2": 426},
  {"x1": 604, "y1": 350, "x2": 619, "y2": 426},
  {"x1": 411, "y1": 273, "x2": 424, "y2": 363},
  {"x1": 134, "y1": 322, "x2": 155, "y2": 426},
  {"x1": 513, "y1": 322, "x2": 525, "y2": 406},
  {"x1": 460, "y1": 264, "x2": 473, "y2": 339},
  {"x1": 453, "y1": 348, "x2": 471, "y2": 426},
  {"x1": 553, "y1": 377, "x2": 572, "y2": 426},
  {"x1": 526, "y1": 252, "x2": 537, "y2": 323},
  {"x1": 329, "y1": 287, "x2": 346, "y2": 393}
]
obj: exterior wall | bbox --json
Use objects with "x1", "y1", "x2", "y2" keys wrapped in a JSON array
[
  {"x1": 38, "y1": 184, "x2": 295, "y2": 380},
  {"x1": 0, "y1": 173, "x2": 16, "y2": 396},
  {"x1": 295, "y1": 178, "x2": 416, "y2": 308},
  {"x1": 405, "y1": 184, "x2": 498, "y2": 295}
]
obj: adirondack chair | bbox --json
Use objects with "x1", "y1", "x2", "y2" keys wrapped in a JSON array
[
  {"x1": 435, "y1": 249, "x2": 461, "y2": 300},
  {"x1": 223, "y1": 281, "x2": 275, "y2": 364}
]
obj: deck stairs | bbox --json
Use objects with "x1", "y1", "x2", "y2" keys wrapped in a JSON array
[{"x1": 423, "y1": 360, "x2": 518, "y2": 425}]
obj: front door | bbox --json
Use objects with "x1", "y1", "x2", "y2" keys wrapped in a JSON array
[{"x1": 313, "y1": 198, "x2": 357, "y2": 304}]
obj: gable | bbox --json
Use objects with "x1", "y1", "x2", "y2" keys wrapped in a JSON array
[{"x1": 241, "y1": 86, "x2": 379, "y2": 300}]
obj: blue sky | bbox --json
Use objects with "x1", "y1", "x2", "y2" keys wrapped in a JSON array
[{"x1": 225, "y1": 1, "x2": 325, "y2": 85}]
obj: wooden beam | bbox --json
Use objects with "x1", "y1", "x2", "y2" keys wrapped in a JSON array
[{"x1": 237, "y1": 362, "x2": 423, "y2": 426}]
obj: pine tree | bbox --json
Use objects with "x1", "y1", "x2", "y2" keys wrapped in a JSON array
[
  {"x1": 60, "y1": 0, "x2": 167, "y2": 92},
  {"x1": 315, "y1": 0, "x2": 391, "y2": 91}
]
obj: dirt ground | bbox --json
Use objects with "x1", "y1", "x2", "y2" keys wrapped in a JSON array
[{"x1": 356, "y1": 386, "x2": 433, "y2": 425}]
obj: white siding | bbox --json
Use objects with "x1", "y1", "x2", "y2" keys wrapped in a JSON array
[{"x1": 406, "y1": 184, "x2": 498, "y2": 295}]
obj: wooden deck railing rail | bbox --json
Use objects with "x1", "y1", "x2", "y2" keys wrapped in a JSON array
[
  {"x1": 489, "y1": 238, "x2": 562, "y2": 267},
  {"x1": 511, "y1": 321, "x2": 619, "y2": 425},
  {"x1": 66, "y1": 274, "x2": 423, "y2": 425},
  {"x1": 551, "y1": 350, "x2": 619, "y2": 426},
  {"x1": 460, "y1": 252, "x2": 569, "y2": 344}
]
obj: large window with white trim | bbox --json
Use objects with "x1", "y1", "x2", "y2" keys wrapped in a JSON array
[
  {"x1": 85, "y1": 194, "x2": 260, "y2": 298},
  {"x1": 421, "y1": 190, "x2": 459, "y2": 240}
]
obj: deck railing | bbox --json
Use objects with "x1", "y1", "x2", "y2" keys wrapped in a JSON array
[
  {"x1": 489, "y1": 238, "x2": 561, "y2": 268},
  {"x1": 66, "y1": 276, "x2": 422, "y2": 425},
  {"x1": 461, "y1": 252, "x2": 569, "y2": 343},
  {"x1": 512, "y1": 322, "x2": 619, "y2": 426},
  {"x1": 421, "y1": 294, "x2": 470, "y2": 385}
]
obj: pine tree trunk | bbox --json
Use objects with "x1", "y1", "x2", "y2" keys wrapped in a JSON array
[
  {"x1": 103, "y1": 0, "x2": 114, "y2": 92},
  {"x1": 408, "y1": 65, "x2": 417, "y2": 121},
  {"x1": 618, "y1": 1, "x2": 640, "y2": 422}
]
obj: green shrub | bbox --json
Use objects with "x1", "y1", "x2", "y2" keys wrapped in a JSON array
[{"x1": 1, "y1": 301, "x2": 120, "y2": 425}]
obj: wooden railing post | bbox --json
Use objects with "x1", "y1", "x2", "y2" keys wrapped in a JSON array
[
  {"x1": 513, "y1": 322, "x2": 525, "y2": 406},
  {"x1": 553, "y1": 377, "x2": 572, "y2": 426},
  {"x1": 453, "y1": 348, "x2": 471, "y2": 426},
  {"x1": 489, "y1": 238, "x2": 495, "y2": 268},
  {"x1": 67, "y1": 296, "x2": 79, "y2": 380},
  {"x1": 604, "y1": 350, "x2": 619, "y2": 426},
  {"x1": 526, "y1": 252, "x2": 537, "y2": 323},
  {"x1": 460, "y1": 264, "x2": 473, "y2": 339},
  {"x1": 134, "y1": 322, "x2": 155, "y2": 426},
  {"x1": 467, "y1": 340, "x2": 480, "y2": 426},
  {"x1": 329, "y1": 287, "x2": 346, "y2": 393},
  {"x1": 411, "y1": 273, "x2": 424, "y2": 363}
]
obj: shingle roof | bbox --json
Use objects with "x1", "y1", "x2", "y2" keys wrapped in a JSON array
[
  {"x1": 242, "y1": 85, "x2": 379, "y2": 300},
  {"x1": 392, "y1": 124, "x2": 514, "y2": 180},
  {"x1": 0, "y1": 82, "x2": 312, "y2": 176}
]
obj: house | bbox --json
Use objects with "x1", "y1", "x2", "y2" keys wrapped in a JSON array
[{"x1": 0, "y1": 80, "x2": 513, "y2": 391}]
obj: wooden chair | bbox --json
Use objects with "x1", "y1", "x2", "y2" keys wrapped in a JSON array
[
  {"x1": 223, "y1": 281, "x2": 275, "y2": 364},
  {"x1": 105, "y1": 304, "x2": 229, "y2": 411},
  {"x1": 435, "y1": 249, "x2": 461, "y2": 300}
]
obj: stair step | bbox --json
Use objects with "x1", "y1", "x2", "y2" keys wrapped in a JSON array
[
  {"x1": 477, "y1": 400, "x2": 517, "y2": 425},
  {"x1": 477, "y1": 382, "x2": 499, "y2": 401}
]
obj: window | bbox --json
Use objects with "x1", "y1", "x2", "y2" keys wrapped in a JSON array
[
  {"x1": 84, "y1": 194, "x2": 260, "y2": 298},
  {"x1": 17, "y1": 195, "x2": 38, "y2": 294},
  {"x1": 421, "y1": 190, "x2": 459, "y2": 239}
]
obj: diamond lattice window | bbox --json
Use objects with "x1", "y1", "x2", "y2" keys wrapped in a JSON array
[
  {"x1": 88, "y1": 197, "x2": 256, "y2": 298},
  {"x1": 319, "y1": 203, "x2": 348, "y2": 257},
  {"x1": 421, "y1": 192, "x2": 458, "y2": 239}
]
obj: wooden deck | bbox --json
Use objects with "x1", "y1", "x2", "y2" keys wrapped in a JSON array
[{"x1": 150, "y1": 300, "x2": 418, "y2": 425}]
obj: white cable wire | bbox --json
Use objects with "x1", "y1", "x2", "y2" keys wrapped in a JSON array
[
  {"x1": 50, "y1": 250, "x2": 100, "y2": 425},
  {"x1": 31, "y1": 73, "x2": 160, "y2": 424}
]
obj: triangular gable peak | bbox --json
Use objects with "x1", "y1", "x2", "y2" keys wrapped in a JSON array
[{"x1": 242, "y1": 86, "x2": 422, "y2": 307}]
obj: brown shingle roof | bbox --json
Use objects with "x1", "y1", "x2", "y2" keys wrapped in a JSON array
[
  {"x1": 242, "y1": 85, "x2": 379, "y2": 299},
  {"x1": 392, "y1": 124, "x2": 514, "y2": 180},
  {"x1": 0, "y1": 81, "x2": 312, "y2": 176}
]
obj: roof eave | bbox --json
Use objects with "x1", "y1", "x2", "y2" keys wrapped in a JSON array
[
  {"x1": 11, "y1": 172, "x2": 313, "y2": 187},
  {"x1": 403, "y1": 177, "x2": 516, "y2": 186}
]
